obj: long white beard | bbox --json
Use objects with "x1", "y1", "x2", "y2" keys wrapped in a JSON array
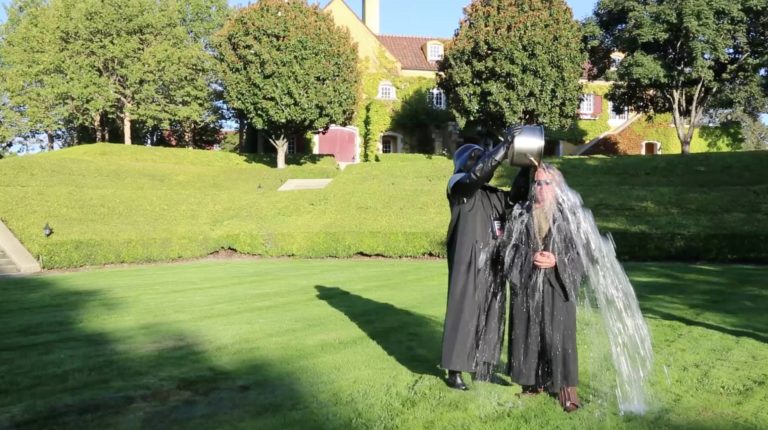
[{"x1": 533, "y1": 201, "x2": 554, "y2": 248}]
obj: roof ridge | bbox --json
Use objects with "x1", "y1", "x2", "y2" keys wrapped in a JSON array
[{"x1": 377, "y1": 34, "x2": 451, "y2": 40}]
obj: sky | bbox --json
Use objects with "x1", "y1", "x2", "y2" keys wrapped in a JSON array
[
  {"x1": 0, "y1": 1, "x2": 596, "y2": 32},
  {"x1": 0, "y1": 0, "x2": 602, "y2": 28},
  {"x1": 227, "y1": 0, "x2": 600, "y2": 37}
]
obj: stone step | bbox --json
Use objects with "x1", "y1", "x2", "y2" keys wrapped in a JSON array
[
  {"x1": 0, "y1": 220, "x2": 41, "y2": 274},
  {"x1": 0, "y1": 248, "x2": 19, "y2": 274},
  {"x1": 0, "y1": 264, "x2": 19, "y2": 274}
]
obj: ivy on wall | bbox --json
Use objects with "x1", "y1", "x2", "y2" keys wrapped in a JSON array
[
  {"x1": 354, "y1": 50, "x2": 452, "y2": 161},
  {"x1": 626, "y1": 113, "x2": 744, "y2": 154},
  {"x1": 549, "y1": 82, "x2": 612, "y2": 144}
]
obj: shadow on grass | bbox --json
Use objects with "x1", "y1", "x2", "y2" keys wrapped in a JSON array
[
  {"x1": 0, "y1": 276, "x2": 338, "y2": 429},
  {"x1": 627, "y1": 263, "x2": 768, "y2": 343},
  {"x1": 315, "y1": 285, "x2": 442, "y2": 376}
]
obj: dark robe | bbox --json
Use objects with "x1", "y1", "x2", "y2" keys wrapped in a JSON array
[
  {"x1": 441, "y1": 146, "x2": 529, "y2": 375},
  {"x1": 505, "y1": 201, "x2": 584, "y2": 392}
]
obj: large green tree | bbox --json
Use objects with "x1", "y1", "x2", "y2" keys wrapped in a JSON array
[
  {"x1": 0, "y1": 1, "x2": 72, "y2": 149},
  {"x1": 594, "y1": 0, "x2": 768, "y2": 154},
  {"x1": 214, "y1": 0, "x2": 359, "y2": 168},
  {"x1": 438, "y1": 0, "x2": 585, "y2": 137},
  {"x1": 0, "y1": 0, "x2": 227, "y2": 147}
]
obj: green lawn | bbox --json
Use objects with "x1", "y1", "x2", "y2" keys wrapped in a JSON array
[
  {"x1": 1, "y1": 144, "x2": 767, "y2": 267},
  {"x1": 1, "y1": 259, "x2": 766, "y2": 429}
]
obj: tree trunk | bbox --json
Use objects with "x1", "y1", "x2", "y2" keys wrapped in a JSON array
[
  {"x1": 46, "y1": 131, "x2": 55, "y2": 151},
  {"x1": 123, "y1": 103, "x2": 132, "y2": 145},
  {"x1": 269, "y1": 134, "x2": 288, "y2": 169},
  {"x1": 184, "y1": 124, "x2": 194, "y2": 149},
  {"x1": 94, "y1": 113, "x2": 103, "y2": 143},
  {"x1": 276, "y1": 146, "x2": 287, "y2": 169},
  {"x1": 238, "y1": 116, "x2": 246, "y2": 152},
  {"x1": 104, "y1": 115, "x2": 110, "y2": 142}
]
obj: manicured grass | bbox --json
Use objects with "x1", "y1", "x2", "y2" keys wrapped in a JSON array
[
  {"x1": 1, "y1": 259, "x2": 765, "y2": 429},
  {"x1": 1, "y1": 144, "x2": 766, "y2": 267}
]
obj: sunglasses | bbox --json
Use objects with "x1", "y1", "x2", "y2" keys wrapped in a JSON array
[{"x1": 534, "y1": 179, "x2": 552, "y2": 187}]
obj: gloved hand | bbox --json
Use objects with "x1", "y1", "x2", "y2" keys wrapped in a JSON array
[
  {"x1": 502, "y1": 124, "x2": 523, "y2": 161},
  {"x1": 504, "y1": 124, "x2": 523, "y2": 143}
]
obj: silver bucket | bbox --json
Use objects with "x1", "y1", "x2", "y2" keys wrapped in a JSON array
[{"x1": 509, "y1": 125, "x2": 545, "y2": 167}]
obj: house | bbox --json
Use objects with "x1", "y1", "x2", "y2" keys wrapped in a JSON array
[
  {"x1": 248, "y1": 0, "x2": 640, "y2": 162},
  {"x1": 314, "y1": 0, "x2": 459, "y2": 163}
]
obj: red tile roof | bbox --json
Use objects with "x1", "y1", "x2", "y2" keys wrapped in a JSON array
[{"x1": 376, "y1": 35, "x2": 449, "y2": 72}]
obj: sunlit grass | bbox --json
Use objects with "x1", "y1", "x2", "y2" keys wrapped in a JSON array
[{"x1": 1, "y1": 259, "x2": 765, "y2": 429}]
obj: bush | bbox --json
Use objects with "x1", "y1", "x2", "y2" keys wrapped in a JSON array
[{"x1": 1, "y1": 145, "x2": 766, "y2": 267}]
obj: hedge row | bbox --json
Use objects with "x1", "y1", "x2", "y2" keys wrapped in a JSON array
[
  {"x1": 2, "y1": 145, "x2": 767, "y2": 268},
  {"x1": 34, "y1": 230, "x2": 768, "y2": 269}
]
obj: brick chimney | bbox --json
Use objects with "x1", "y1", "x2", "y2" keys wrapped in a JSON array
[{"x1": 363, "y1": 0, "x2": 380, "y2": 34}]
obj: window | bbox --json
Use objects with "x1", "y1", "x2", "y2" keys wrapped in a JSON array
[
  {"x1": 427, "y1": 88, "x2": 446, "y2": 109},
  {"x1": 427, "y1": 43, "x2": 444, "y2": 62},
  {"x1": 377, "y1": 81, "x2": 396, "y2": 100},
  {"x1": 608, "y1": 102, "x2": 628, "y2": 121},
  {"x1": 382, "y1": 137, "x2": 393, "y2": 153},
  {"x1": 287, "y1": 136, "x2": 297, "y2": 154},
  {"x1": 579, "y1": 94, "x2": 594, "y2": 115},
  {"x1": 610, "y1": 53, "x2": 624, "y2": 70}
]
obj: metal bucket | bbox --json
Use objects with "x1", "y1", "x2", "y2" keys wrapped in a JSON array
[{"x1": 509, "y1": 125, "x2": 545, "y2": 167}]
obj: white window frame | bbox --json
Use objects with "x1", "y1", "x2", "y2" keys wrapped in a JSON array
[
  {"x1": 427, "y1": 43, "x2": 444, "y2": 62},
  {"x1": 608, "y1": 101, "x2": 628, "y2": 121},
  {"x1": 579, "y1": 94, "x2": 594, "y2": 115},
  {"x1": 377, "y1": 81, "x2": 396, "y2": 100},
  {"x1": 610, "y1": 56, "x2": 622, "y2": 70},
  {"x1": 287, "y1": 136, "x2": 297, "y2": 154},
  {"x1": 428, "y1": 88, "x2": 446, "y2": 110}
]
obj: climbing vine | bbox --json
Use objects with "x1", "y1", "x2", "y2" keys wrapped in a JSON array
[{"x1": 354, "y1": 49, "x2": 452, "y2": 161}]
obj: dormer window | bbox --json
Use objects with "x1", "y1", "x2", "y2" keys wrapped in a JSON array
[
  {"x1": 579, "y1": 93, "x2": 603, "y2": 119},
  {"x1": 609, "y1": 52, "x2": 625, "y2": 70},
  {"x1": 377, "y1": 81, "x2": 396, "y2": 100},
  {"x1": 427, "y1": 42, "x2": 444, "y2": 62},
  {"x1": 427, "y1": 88, "x2": 446, "y2": 109}
]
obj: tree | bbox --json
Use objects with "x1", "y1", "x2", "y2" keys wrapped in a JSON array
[
  {"x1": 214, "y1": 0, "x2": 359, "y2": 168},
  {"x1": 438, "y1": 0, "x2": 585, "y2": 138},
  {"x1": 0, "y1": 1, "x2": 73, "y2": 150},
  {"x1": 594, "y1": 0, "x2": 768, "y2": 154},
  {"x1": 0, "y1": 0, "x2": 227, "y2": 146}
]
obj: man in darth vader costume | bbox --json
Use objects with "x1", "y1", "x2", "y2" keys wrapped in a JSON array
[{"x1": 441, "y1": 128, "x2": 531, "y2": 391}]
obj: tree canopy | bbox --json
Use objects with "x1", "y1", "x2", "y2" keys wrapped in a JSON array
[
  {"x1": 0, "y1": 0, "x2": 228, "y2": 147},
  {"x1": 438, "y1": 0, "x2": 585, "y2": 136},
  {"x1": 594, "y1": 0, "x2": 768, "y2": 154},
  {"x1": 214, "y1": 0, "x2": 359, "y2": 167}
]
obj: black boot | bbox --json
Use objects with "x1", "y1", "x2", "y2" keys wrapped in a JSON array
[{"x1": 446, "y1": 370, "x2": 468, "y2": 391}]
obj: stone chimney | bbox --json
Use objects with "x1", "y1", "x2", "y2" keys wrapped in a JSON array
[{"x1": 363, "y1": 0, "x2": 380, "y2": 34}]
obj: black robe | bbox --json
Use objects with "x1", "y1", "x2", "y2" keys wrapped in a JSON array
[
  {"x1": 505, "y1": 202, "x2": 584, "y2": 392},
  {"x1": 441, "y1": 146, "x2": 529, "y2": 375}
]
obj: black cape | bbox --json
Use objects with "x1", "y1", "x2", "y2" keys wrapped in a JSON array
[
  {"x1": 441, "y1": 147, "x2": 529, "y2": 375},
  {"x1": 505, "y1": 201, "x2": 584, "y2": 392}
]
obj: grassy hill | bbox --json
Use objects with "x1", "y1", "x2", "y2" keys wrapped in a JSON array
[{"x1": 0, "y1": 143, "x2": 766, "y2": 268}]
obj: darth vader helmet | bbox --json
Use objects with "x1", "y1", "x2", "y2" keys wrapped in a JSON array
[{"x1": 452, "y1": 144, "x2": 484, "y2": 174}]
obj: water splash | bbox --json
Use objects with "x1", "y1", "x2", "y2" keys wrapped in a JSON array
[{"x1": 501, "y1": 165, "x2": 653, "y2": 414}]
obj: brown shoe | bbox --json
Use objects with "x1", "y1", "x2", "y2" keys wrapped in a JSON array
[{"x1": 558, "y1": 386, "x2": 581, "y2": 412}]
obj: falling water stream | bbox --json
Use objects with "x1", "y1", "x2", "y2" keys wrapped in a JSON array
[{"x1": 498, "y1": 165, "x2": 653, "y2": 414}]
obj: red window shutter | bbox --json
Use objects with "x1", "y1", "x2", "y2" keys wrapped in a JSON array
[{"x1": 594, "y1": 95, "x2": 603, "y2": 116}]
